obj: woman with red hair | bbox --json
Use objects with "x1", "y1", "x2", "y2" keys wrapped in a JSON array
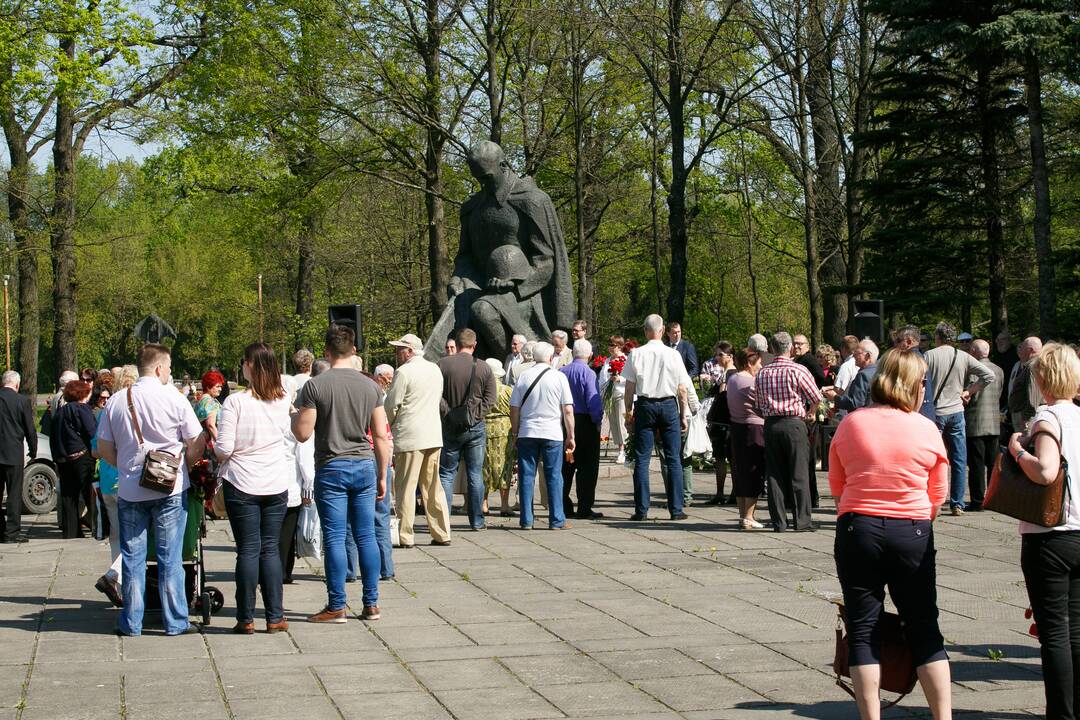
[
  {"x1": 196, "y1": 371, "x2": 227, "y2": 441},
  {"x1": 54, "y1": 380, "x2": 96, "y2": 538}
]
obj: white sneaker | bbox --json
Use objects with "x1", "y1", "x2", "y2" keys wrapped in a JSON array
[{"x1": 616, "y1": 451, "x2": 626, "y2": 465}]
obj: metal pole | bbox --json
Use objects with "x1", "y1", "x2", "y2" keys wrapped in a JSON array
[
  {"x1": 257, "y1": 274, "x2": 264, "y2": 342},
  {"x1": 3, "y1": 276, "x2": 9, "y2": 369}
]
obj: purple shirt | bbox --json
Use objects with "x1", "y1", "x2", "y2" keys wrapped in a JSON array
[{"x1": 560, "y1": 359, "x2": 603, "y2": 425}]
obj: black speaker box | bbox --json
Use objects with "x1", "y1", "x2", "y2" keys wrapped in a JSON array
[{"x1": 328, "y1": 304, "x2": 364, "y2": 351}]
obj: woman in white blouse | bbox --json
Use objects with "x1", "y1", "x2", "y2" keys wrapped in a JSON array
[{"x1": 215, "y1": 343, "x2": 292, "y2": 635}]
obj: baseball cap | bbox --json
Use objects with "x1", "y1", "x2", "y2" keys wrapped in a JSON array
[
  {"x1": 957, "y1": 332, "x2": 973, "y2": 341},
  {"x1": 389, "y1": 333, "x2": 423, "y2": 353}
]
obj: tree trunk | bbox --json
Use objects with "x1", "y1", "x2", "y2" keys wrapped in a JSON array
[
  {"x1": 295, "y1": 204, "x2": 317, "y2": 337},
  {"x1": 977, "y1": 65, "x2": 1008, "y2": 337},
  {"x1": 51, "y1": 37, "x2": 79, "y2": 372},
  {"x1": 4, "y1": 135, "x2": 39, "y2": 396},
  {"x1": 486, "y1": 0, "x2": 503, "y2": 143},
  {"x1": 845, "y1": 0, "x2": 870, "y2": 297},
  {"x1": 649, "y1": 90, "x2": 664, "y2": 311},
  {"x1": 423, "y1": 4, "x2": 450, "y2": 322},
  {"x1": 806, "y1": 0, "x2": 847, "y2": 342},
  {"x1": 665, "y1": 0, "x2": 688, "y2": 323},
  {"x1": 1025, "y1": 50, "x2": 1055, "y2": 337}
]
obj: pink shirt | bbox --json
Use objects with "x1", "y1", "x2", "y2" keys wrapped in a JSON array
[
  {"x1": 726, "y1": 372, "x2": 764, "y2": 426},
  {"x1": 828, "y1": 405, "x2": 949, "y2": 520}
]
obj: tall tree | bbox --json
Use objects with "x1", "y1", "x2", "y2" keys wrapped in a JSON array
[
  {"x1": 0, "y1": 1, "x2": 51, "y2": 393},
  {"x1": 44, "y1": 0, "x2": 207, "y2": 371}
]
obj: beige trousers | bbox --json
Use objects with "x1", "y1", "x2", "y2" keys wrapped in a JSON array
[{"x1": 394, "y1": 448, "x2": 451, "y2": 545}]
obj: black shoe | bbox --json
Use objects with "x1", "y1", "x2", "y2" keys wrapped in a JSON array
[
  {"x1": 380, "y1": 575, "x2": 395, "y2": 581},
  {"x1": 629, "y1": 513, "x2": 647, "y2": 521},
  {"x1": 703, "y1": 496, "x2": 723, "y2": 506},
  {"x1": 724, "y1": 496, "x2": 737, "y2": 505},
  {"x1": 577, "y1": 511, "x2": 604, "y2": 520},
  {"x1": 431, "y1": 539, "x2": 451, "y2": 546},
  {"x1": 170, "y1": 624, "x2": 201, "y2": 636},
  {"x1": 794, "y1": 523, "x2": 819, "y2": 532},
  {"x1": 670, "y1": 513, "x2": 688, "y2": 520},
  {"x1": 966, "y1": 503, "x2": 983, "y2": 512}
]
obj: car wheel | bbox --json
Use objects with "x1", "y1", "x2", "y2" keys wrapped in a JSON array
[{"x1": 22, "y1": 463, "x2": 59, "y2": 515}]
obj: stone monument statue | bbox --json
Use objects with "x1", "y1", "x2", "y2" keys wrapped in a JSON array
[{"x1": 443, "y1": 141, "x2": 574, "y2": 360}]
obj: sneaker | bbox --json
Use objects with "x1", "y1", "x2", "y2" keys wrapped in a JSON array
[
  {"x1": 629, "y1": 513, "x2": 647, "y2": 521},
  {"x1": 308, "y1": 607, "x2": 348, "y2": 624},
  {"x1": 95, "y1": 575, "x2": 123, "y2": 608},
  {"x1": 360, "y1": 606, "x2": 381, "y2": 621},
  {"x1": 551, "y1": 522, "x2": 573, "y2": 530},
  {"x1": 670, "y1": 513, "x2": 688, "y2": 520},
  {"x1": 616, "y1": 451, "x2": 626, "y2": 465},
  {"x1": 266, "y1": 620, "x2": 289, "y2": 633},
  {"x1": 951, "y1": 506, "x2": 964, "y2": 517}
]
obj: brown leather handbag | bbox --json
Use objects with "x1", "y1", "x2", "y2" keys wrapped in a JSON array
[
  {"x1": 984, "y1": 409, "x2": 1069, "y2": 527},
  {"x1": 832, "y1": 601, "x2": 917, "y2": 707},
  {"x1": 127, "y1": 387, "x2": 181, "y2": 494}
]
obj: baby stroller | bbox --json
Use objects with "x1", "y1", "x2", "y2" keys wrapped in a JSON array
[{"x1": 145, "y1": 490, "x2": 224, "y2": 625}]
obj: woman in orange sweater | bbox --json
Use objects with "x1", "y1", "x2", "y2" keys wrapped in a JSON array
[{"x1": 829, "y1": 348, "x2": 952, "y2": 720}]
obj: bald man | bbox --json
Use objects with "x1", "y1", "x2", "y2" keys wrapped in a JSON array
[
  {"x1": 1008, "y1": 336, "x2": 1043, "y2": 431},
  {"x1": 825, "y1": 339, "x2": 879, "y2": 414},
  {"x1": 964, "y1": 339, "x2": 1004, "y2": 511}
]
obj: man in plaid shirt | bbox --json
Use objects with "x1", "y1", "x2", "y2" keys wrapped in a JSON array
[{"x1": 754, "y1": 331, "x2": 822, "y2": 531}]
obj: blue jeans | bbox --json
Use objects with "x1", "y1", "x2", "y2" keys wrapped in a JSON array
[
  {"x1": 350, "y1": 469, "x2": 393, "y2": 579},
  {"x1": 118, "y1": 493, "x2": 190, "y2": 635},
  {"x1": 516, "y1": 438, "x2": 566, "y2": 529},
  {"x1": 375, "y1": 467, "x2": 394, "y2": 578},
  {"x1": 935, "y1": 412, "x2": 968, "y2": 508},
  {"x1": 439, "y1": 423, "x2": 487, "y2": 530},
  {"x1": 632, "y1": 398, "x2": 684, "y2": 517},
  {"x1": 223, "y1": 483, "x2": 287, "y2": 624},
  {"x1": 314, "y1": 458, "x2": 379, "y2": 609}
]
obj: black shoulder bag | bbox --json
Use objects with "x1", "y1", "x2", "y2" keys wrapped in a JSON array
[
  {"x1": 444, "y1": 358, "x2": 478, "y2": 434},
  {"x1": 128, "y1": 387, "x2": 182, "y2": 494}
]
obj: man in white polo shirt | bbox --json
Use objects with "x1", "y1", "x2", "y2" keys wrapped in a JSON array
[
  {"x1": 623, "y1": 314, "x2": 692, "y2": 521},
  {"x1": 510, "y1": 342, "x2": 575, "y2": 530},
  {"x1": 97, "y1": 344, "x2": 206, "y2": 636}
]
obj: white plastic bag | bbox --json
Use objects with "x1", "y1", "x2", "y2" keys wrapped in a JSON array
[
  {"x1": 295, "y1": 503, "x2": 322, "y2": 560},
  {"x1": 683, "y1": 409, "x2": 712, "y2": 458}
]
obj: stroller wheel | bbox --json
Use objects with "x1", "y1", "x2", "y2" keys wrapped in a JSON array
[
  {"x1": 208, "y1": 587, "x2": 225, "y2": 612},
  {"x1": 200, "y1": 591, "x2": 211, "y2": 625}
]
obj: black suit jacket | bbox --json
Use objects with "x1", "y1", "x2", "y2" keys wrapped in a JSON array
[
  {"x1": 795, "y1": 352, "x2": 828, "y2": 388},
  {"x1": 668, "y1": 339, "x2": 699, "y2": 377},
  {"x1": 0, "y1": 387, "x2": 37, "y2": 466}
]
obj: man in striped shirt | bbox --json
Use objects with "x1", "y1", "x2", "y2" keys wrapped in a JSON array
[{"x1": 755, "y1": 332, "x2": 822, "y2": 532}]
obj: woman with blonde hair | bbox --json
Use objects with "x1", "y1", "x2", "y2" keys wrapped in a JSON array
[
  {"x1": 1009, "y1": 343, "x2": 1080, "y2": 719},
  {"x1": 829, "y1": 349, "x2": 951, "y2": 719}
]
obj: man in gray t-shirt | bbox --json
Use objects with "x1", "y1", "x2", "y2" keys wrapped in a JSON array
[
  {"x1": 925, "y1": 322, "x2": 996, "y2": 515},
  {"x1": 299, "y1": 368, "x2": 380, "y2": 467},
  {"x1": 292, "y1": 325, "x2": 391, "y2": 623}
]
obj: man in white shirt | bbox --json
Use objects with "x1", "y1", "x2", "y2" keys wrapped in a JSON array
[
  {"x1": 833, "y1": 335, "x2": 860, "y2": 391},
  {"x1": 373, "y1": 364, "x2": 395, "y2": 398},
  {"x1": 504, "y1": 334, "x2": 526, "y2": 375},
  {"x1": 385, "y1": 333, "x2": 451, "y2": 547},
  {"x1": 292, "y1": 349, "x2": 315, "y2": 392},
  {"x1": 623, "y1": 314, "x2": 693, "y2": 521},
  {"x1": 510, "y1": 342, "x2": 575, "y2": 530},
  {"x1": 97, "y1": 344, "x2": 206, "y2": 636}
]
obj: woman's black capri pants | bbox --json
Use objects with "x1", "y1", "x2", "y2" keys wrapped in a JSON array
[{"x1": 834, "y1": 512, "x2": 948, "y2": 667}]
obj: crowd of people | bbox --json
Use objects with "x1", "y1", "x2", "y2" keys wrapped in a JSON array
[{"x1": 2, "y1": 315, "x2": 1080, "y2": 719}]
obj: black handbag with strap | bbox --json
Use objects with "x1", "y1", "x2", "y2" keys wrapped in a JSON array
[
  {"x1": 443, "y1": 358, "x2": 479, "y2": 434},
  {"x1": 128, "y1": 387, "x2": 182, "y2": 494}
]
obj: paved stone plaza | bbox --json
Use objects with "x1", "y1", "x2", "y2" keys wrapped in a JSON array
[{"x1": 0, "y1": 464, "x2": 1047, "y2": 719}]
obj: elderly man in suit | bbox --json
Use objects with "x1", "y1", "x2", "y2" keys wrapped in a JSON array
[{"x1": 0, "y1": 371, "x2": 37, "y2": 543}]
